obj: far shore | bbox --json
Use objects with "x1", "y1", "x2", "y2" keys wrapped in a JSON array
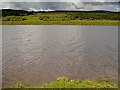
[
  {"x1": 1, "y1": 10, "x2": 119, "y2": 26},
  {"x1": 1, "y1": 20, "x2": 119, "y2": 26}
]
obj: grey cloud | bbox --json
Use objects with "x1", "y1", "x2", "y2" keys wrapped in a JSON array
[
  {"x1": 1, "y1": 0, "x2": 120, "y2": 2},
  {"x1": 1, "y1": 2, "x2": 119, "y2": 12}
]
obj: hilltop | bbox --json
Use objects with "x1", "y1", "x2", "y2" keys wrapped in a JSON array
[{"x1": 1, "y1": 9, "x2": 119, "y2": 16}]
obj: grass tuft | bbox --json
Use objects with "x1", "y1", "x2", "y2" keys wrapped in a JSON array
[{"x1": 10, "y1": 77, "x2": 118, "y2": 88}]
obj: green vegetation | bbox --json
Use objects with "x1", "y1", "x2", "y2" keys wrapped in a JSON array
[
  {"x1": 38, "y1": 12, "x2": 119, "y2": 21},
  {"x1": 2, "y1": 16, "x2": 27, "y2": 21},
  {"x1": 1, "y1": 20, "x2": 119, "y2": 26},
  {"x1": 8, "y1": 77, "x2": 118, "y2": 88},
  {"x1": 1, "y1": 9, "x2": 120, "y2": 25},
  {"x1": 2, "y1": 9, "x2": 33, "y2": 16}
]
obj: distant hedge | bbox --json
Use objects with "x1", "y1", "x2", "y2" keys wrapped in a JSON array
[{"x1": 2, "y1": 16, "x2": 27, "y2": 21}]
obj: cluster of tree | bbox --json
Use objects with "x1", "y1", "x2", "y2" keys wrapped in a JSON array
[
  {"x1": 39, "y1": 12, "x2": 119, "y2": 21},
  {"x1": 1, "y1": 9, "x2": 34, "y2": 17},
  {"x1": 39, "y1": 16, "x2": 70, "y2": 21},
  {"x1": 39, "y1": 16, "x2": 50, "y2": 21},
  {"x1": 70, "y1": 12, "x2": 119, "y2": 20},
  {"x1": 2, "y1": 16, "x2": 27, "y2": 21}
]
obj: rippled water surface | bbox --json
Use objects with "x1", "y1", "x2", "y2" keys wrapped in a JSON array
[{"x1": 2, "y1": 25, "x2": 118, "y2": 87}]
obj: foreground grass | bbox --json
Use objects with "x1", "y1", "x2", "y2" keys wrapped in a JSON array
[{"x1": 8, "y1": 77, "x2": 118, "y2": 88}]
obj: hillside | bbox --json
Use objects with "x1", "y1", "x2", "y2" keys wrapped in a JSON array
[{"x1": 1, "y1": 9, "x2": 119, "y2": 25}]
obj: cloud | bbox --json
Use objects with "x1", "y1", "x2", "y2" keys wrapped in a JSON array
[
  {"x1": 72, "y1": 2, "x2": 84, "y2": 9},
  {"x1": 0, "y1": 1, "x2": 119, "y2": 12},
  {"x1": 1, "y1": 0, "x2": 120, "y2": 2}
]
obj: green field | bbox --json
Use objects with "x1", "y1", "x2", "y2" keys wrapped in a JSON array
[{"x1": 1, "y1": 11, "x2": 119, "y2": 25}]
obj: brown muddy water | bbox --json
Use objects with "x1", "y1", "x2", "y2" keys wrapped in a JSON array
[{"x1": 2, "y1": 25, "x2": 118, "y2": 87}]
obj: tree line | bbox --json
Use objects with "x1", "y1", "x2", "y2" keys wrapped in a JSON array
[{"x1": 1, "y1": 9, "x2": 120, "y2": 21}]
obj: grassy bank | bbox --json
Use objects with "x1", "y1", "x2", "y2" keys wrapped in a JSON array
[
  {"x1": 1, "y1": 10, "x2": 119, "y2": 25},
  {"x1": 7, "y1": 77, "x2": 117, "y2": 88},
  {"x1": 1, "y1": 20, "x2": 119, "y2": 26}
]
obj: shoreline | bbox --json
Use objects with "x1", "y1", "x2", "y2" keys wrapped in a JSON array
[
  {"x1": 1, "y1": 20, "x2": 119, "y2": 26},
  {"x1": 6, "y1": 77, "x2": 118, "y2": 88}
]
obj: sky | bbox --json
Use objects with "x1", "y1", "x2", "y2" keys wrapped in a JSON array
[{"x1": 0, "y1": 0, "x2": 120, "y2": 12}]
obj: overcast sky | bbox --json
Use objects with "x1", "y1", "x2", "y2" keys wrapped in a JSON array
[{"x1": 0, "y1": 0, "x2": 120, "y2": 12}]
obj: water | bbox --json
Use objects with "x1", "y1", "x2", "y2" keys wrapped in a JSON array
[{"x1": 2, "y1": 25, "x2": 118, "y2": 87}]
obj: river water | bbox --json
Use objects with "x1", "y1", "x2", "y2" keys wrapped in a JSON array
[{"x1": 2, "y1": 25, "x2": 118, "y2": 87}]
